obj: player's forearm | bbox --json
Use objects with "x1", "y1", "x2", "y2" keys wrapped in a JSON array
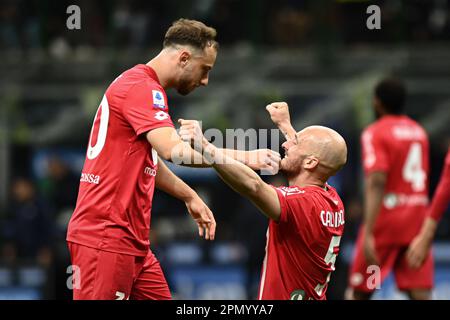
[
  {"x1": 418, "y1": 217, "x2": 438, "y2": 242},
  {"x1": 175, "y1": 143, "x2": 256, "y2": 169},
  {"x1": 428, "y1": 163, "x2": 450, "y2": 222},
  {"x1": 364, "y1": 173, "x2": 386, "y2": 234},
  {"x1": 204, "y1": 144, "x2": 263, "y2": 197},
  {"x1": 155, "y1": 159, "x2": 196, "y2": 202},
  {"x1": 218, "y1": 149, "x2": 245, "y2": 163},
  {"x1": 218, "y1": 149, "x2": 259, "y2": 168},
  {"x1": 170, "y1": 142, "x2": 212, "y2": 168},
  {"x1": 278, "y1": 121, "x2": 297, "y2": 141}
]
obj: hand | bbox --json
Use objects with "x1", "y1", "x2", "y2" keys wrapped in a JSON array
[
  {"x1": 178, "y1": 119, "x2": 208, "y2": 153},
  {"x1": 363, "y1": 233, "x2": 379, "y2": 267},
  {"x1": 406, "y1": 217, "x2": 436, "y2": 269},
  {"x1": 266, "y1": 102, "x2": 296, "y2": 140},
  {"x1": 406, "y1": 234, "x2": 432, "y2": 269},
  {"x1": 246, "y1": 149, "x2": 281, "y2": 175},
  {"x1": 185, "y1": 195, "x2": 216, "y2": 241},
  {"x1": 266, "y1": 102, "x2": 291, "y2": 127}
]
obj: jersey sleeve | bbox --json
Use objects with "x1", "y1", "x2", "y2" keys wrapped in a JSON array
[
  {"x1": 361, "y1": 127, "x2": 389, "y2": 175},
  {"x1": 122, "y1": 81, "x2": 174, "y2": 136},
  {"x1": 428, "y1": 149, "x2": 450, "y2": 222},
  {"x1": 272, "y1": 186, "x2": 289, "y2": 224},
  {"x1": 271, "y1": 186, "x2": 311, "y2": 229}
]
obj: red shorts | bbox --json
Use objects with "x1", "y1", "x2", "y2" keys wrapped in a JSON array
[
  {"x1": 348, "y1": 233, "x2": 434, "y2": 293},
  {"x1": 67, "y1": 242, "x2": 171, "y2": 300}
]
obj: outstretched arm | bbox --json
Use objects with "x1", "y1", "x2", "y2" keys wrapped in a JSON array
[
  {"x1": 155, "y1": 157, "x2": 216, "y2": 240},
  {"x1": 147, "y1": 126, "x2": 280, "y2": 172},
  {"x1": 219, "y1": 148, "x2": 281, "y2": 173},
  {"x1": 147, "y1": 127, "x2": 210, "y2": 167},
  {"x1": 179, "y1": 120, "x2": 282, "y2": 221}
]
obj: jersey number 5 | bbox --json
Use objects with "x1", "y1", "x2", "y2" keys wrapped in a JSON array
[
  {"x1": 314, "y1": 235, "x2": 341, "y2": 297},
  {"x1": 87, "y1": 95, "x2": 110, "y2": 160},
  {"x1": 402, "y1": 142, "x2": 426, "y2": 192}
]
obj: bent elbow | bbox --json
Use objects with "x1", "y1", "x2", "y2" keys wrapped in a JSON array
[
  {"x1": 156, "y1": 143, "x2": 181, "y2": 162},
  {"x1": 159, "y1": 148, "x2": 173, "y2": 161},
  {"x1": 245, "y1": 178, "x2": 263, "y2": 198}
]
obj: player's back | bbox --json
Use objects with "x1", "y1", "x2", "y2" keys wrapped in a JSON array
[
  {"x1": 361, "y1": 115, "x2": 430, "y2": 245},
  {"x1": 259, "y1": 185, "x2": 345, "y2": 300}
]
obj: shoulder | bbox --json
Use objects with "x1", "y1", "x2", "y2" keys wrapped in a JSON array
[
  {"x1": 361, "y1": 120, "x2": 384, "y2": 141},
  {"x1": 119, "y1": 79, "x2": 167, "y2": 110},
  {"x1": 324, "y1": 184, "x2": 344, "y2": 207},
  {"x1": 273, "y1": 186, "x2": 313, "y2": 225},
  {"x1": 391, "y1": 117, "x2": 428, "y2": 141},
  {"x1": 275, "y1": 186, "x2": 307, "y2": 199},
  {"x1": 113, "y1": 66, "x2": 164, "y2": 94},
  {"x1": 274, "y1": 186, "x2": 318, "y2": 210},
  {"x1": 408, "y1": 118, "x2": 428, "y2": 139},
  {"x1": 130, "y1": 78, "x2": 163, "y2": 94}
]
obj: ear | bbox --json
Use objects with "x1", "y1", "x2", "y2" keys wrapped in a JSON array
[
  {"x1": 373, "y1": 96, "x2": 384, "y2": 113},
  {"x1": 303, "y1": 156, "x2": 319, "y2": 170},
  {"x1": 179, "y1": 50, "x2": 191, "y2": 66}
]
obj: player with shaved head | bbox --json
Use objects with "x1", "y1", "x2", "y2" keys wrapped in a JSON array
[{"x1": 179, "y1": 102, "x2": 348, "y2": 300}]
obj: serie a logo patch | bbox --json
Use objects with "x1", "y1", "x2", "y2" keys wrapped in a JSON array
[{"x1": 152, "y1": 90, "x2": 166, "y2": 109}]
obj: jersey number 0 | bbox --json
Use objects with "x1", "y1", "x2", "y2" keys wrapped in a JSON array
[{"x1": 87, "y1": 95, "x2": 110, "y2": 160}]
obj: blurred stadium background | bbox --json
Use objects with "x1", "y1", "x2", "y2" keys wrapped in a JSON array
[{"x1": 0, "y1": 0, "x2": 449, "y2": 300}]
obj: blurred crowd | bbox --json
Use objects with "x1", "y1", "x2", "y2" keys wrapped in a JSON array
[{"x1": 1, "y1": 0, "x2": 450, "y2": 55}]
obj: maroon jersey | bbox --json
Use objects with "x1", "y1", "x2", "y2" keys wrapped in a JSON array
[
  {"x1": 361, "y1": 115, "x2": 430, "y2": 245},
  {"x1": 258, "y1": 185, "x2": 345, "y2": 300},
  {"x1": 428, "y1": 148, "x2": 450, "y2": 222},
  {"x1": 67, "y1": 65, "x2": 174, "y2": 256}
]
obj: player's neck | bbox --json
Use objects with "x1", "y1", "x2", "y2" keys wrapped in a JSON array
[
  {"x1": 146, "y1": 54, "x2": 173, "y2": 89},
  {"x1": 288, "y1": 172, "x2": 326, "y2": 190}
]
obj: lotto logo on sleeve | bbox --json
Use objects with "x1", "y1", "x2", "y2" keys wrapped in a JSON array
[
  {"x1": 155, "y1": 111, "x2": 169, "y2": 121},
  {"x1": 152, "y1": 90, "x2": 166, "y2": 109}
]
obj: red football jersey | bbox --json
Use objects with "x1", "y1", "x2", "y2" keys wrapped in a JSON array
[
  {"x1": 428, "y1": 148, "x2": 450, "y2": 222},
  {"x1": 67, "y1": 65, "x2": 174, "y2": 256},
  {"x1": 258, "y1": 185, "x2": 345, "y2": 300},
  {"x1": 361, "y1": 115, "x2": 429, "y2": 245}
]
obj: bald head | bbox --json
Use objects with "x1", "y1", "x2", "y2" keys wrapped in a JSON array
[
  {"x1": 298, "y1": 126, "x2": 347, "y2": 174},
  {"x1": 281, "y1": 125, "x2": 347, "y2": 182}
]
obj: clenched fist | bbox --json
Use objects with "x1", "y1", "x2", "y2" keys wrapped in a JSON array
[
  {"x1": 266, "y1": 102, "x2": 290, "y2": 127},
  {"x1": 178, "y1": 119, "x2": 207, "y2": 153},
  {"x1": 266, "y1": 102, "x2": 297, "y2": 141}
]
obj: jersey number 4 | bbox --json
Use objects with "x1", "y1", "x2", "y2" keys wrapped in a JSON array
[{"x1": 402, "y1": 142, "x2": 426, "y2": 192}]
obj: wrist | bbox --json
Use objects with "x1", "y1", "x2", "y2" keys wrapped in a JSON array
[
  {"x1": 420, "y1": 218, "x2": 437, "y2": 240},
  {"x1": 201, "y1": 137, "x2": 210, "y2": 150},
  {"x1": 203, "y1": 141, "x2": 219, "y2": 164},
  {"x1": 278, "y1": 120, "x2": 291, "y2": 127},
  {"x1": 180, "y1": 188, "x2": 197, "y2": 203},
  {"x1": 278, "y1": 121, "x2": 290, "y2": 132},
  {"x1": 278, "y1": 122, "x2": 295, "y2": 139}
]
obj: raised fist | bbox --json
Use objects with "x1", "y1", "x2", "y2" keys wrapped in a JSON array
[{"x1": 266, "y1": 102, "x2": 290, "y2": 126}]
